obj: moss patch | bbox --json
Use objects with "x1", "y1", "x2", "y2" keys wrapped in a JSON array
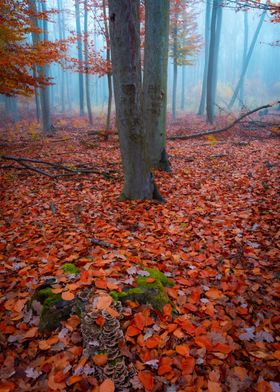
[
  {"x1": 62, "y1": 263, "x2": 79, "y2": 275},
  {"x1": 110, "y1": 267, "x2": 175, "y2": 312},
  {"x1": 31, "y1": 283, "x2": 83, "y2": 332}
]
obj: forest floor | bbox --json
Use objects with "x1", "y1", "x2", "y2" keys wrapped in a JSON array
[{"x1": 0, "y1": 114, "x2": 279, "y2": 392}]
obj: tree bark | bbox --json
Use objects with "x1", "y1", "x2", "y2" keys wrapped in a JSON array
[
  {"x1": 75, "y1": 0, "x2": 85, "y2": 116},
  {"x1": 172, "y1": 13, "x2": 178, "y2": 121},
  {"x1": 143, "y1": 0, "x2": 171, "y2": 171},
  {"x1": 206, "y1": 0, "x2": 221, "y2": 124},
  {"x1": 102, "y1": 0, "x2": 113, "y2": 132},
  {"x1": 84, "y1": 0, "x2": 93, "y2": 125},
  {"x1": 197, "y1": 0, "x2": 211, "y2": 115},
  {"x1": 239, "y1": 11, "x2": 248, "y2": 106},
  {"x1": 108, "y1": 0, "x2": 162, "y2": 200}
]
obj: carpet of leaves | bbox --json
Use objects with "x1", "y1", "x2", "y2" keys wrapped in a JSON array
[{"x1": 0, "y1": 115, "x2": 279, "y2": 392}]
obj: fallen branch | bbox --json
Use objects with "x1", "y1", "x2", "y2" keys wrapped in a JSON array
[
  {"x1": 0, "y1": 156, "x2": 117, "y2": 179},
  {"x1": 169, "y1": 101, "x2": 280, "y2": 141}
]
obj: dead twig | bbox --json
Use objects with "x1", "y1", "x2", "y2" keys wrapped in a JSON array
[
  {"x1": 169, "y1": 101, "x2": 280, "y2": 141},
  {"x1": 89, "y1": 238, "x2": 115, "y2": 248}
]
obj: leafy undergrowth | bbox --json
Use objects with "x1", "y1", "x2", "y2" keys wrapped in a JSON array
[{"x1": 0, "y1": 115, "x2": 279, "y2": 391}]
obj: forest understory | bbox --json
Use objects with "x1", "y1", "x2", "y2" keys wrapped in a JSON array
[{"x1": 0, "y1": 114, "x2": 279, "y2": 392}]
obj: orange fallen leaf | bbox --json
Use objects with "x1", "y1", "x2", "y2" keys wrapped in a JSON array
[
  {"x1": 106, "y1": 306, "x2": 119, "y2": 318},
  {"x1": 176, "y1": 344, "x2": 190, "y2": 357},
  {"x1": 95, "y1": 279, "x2": 108, "y2": 289},
  {"x1": 93, "y1": 354, "x2": 108, "y2": 366},
  {"x1": 126, "y1": 325, "x2": 141, "y2": 337},
  {"x1": 24, "y1": 327, "x2": 38, "y2": 339},
  {"x1": 67, "y1": 375, "x2": 82, "y2": 386},
  {"x1": 138, "y1": 370, "x2": 154, "y2": 391},
  {"x1": 146, "y1": 278, "x2": 156, "y2": 283},
  {"x1": 134, "y1": 312, "x2": 147, "y2": 330},
  {"x1": 39, "y1": 340, "x2": 50, "y2": 350},
  {"x1": 145, "y1": 335, "x2": 160, "y2": 349},
  {"x1": 181, "y1": 356, "x2": 195, "y2": 375},
  {"x1": 208, "y1": 381, "x2": 222, "y2": 392},
  {"x1": 205, "y1": 288, "x2": 223, "y2": 300},
  {"x1": 100, "y1": 379, "x2": 115, "y2": 392},
  {"x1": 96, "y1": 295, "x2": 112, "y2": 310},
  {"x1": 163, "y1": 304, "x2": 172, "y2": 317},
  {"x1": 61, "y1": 291, "x2": 75, "y2": 301},
  {"x1": 233, "y1": 366, "x2": 248, "y2": 381}
]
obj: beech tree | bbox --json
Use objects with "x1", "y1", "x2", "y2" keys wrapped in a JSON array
[
  {"x1": 143, "y1": 0, "x2": 171, "y2": 171},
  {"x1": 108, "y1": 0, "x2": 165, "y2": 200}
]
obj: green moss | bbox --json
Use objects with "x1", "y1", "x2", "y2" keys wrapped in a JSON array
[
  {"x1": 62, "y1": 263, "x2": 79, "y2": 275},
  {"x1": 137, "y1": 268, "x2": 174, "y2": 288},
  {"x1": 109, "y1": 268, "x2": 174, "y2": 312}
]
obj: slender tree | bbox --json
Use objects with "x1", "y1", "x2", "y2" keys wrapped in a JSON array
[
  {"x1": 84, "y1": 0, "x2": 93, "y2": 124},
  {"x1": 102, "y1": 0, "x2": 113, "y2": 132},
  {"x1": 228, "y1": 9, "x2": 267, "y2": 109},
  {"x1": 198, "y1": 0, "x2": 211, "y2": 115},
  {"x1": 143, "y1": 0, "x2": 171, "y2": 171},
  {"x1": 75, "y1": 0, "x2": 85, "y2": 116},
  {"x1": 206, "y1": 0, "x2": 222, "y2": 124},
  {"x1": 239, "y1": 10, "x2": 248, "y2": 106}
]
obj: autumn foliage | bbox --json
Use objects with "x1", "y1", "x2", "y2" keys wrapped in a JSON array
[{"x1": 0, "y1": 0, "x2": 66, "y2": 96}]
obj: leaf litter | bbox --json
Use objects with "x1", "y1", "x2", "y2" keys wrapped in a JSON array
[{"x1": 0, "y1": 116, "x2": 279, "y2": 391}]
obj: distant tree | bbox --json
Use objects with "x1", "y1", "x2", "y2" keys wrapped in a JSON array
[
  {"x1": 228, "y1": 8, "x2": 266, "y2": 109},
  {"x1": 169, "y1": 0, "x2": 202, "y2": 120},
  {"x1": 74, "y1": 0, "x2": 85, "y2": 116}
]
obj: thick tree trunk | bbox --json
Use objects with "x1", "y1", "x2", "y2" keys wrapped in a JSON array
[
  {"x1": 198, "y1": 0, "x2": 211, "y2": 115},
  {"x1": 102, "y1": 0, "x2": 113, "y2": 132},
  {"x1": 239, "y1": 11, "x2": 248, "y2": 106},
  {"x1": 143, "y1": 0, "x2": 171, "y2": 171},
  {"x1": 84, "y1": 0, "x2": 93, "y2": 125},
  {"x1": 75, "y1": 0, "x2": 84, "y2": 116},
  {"x1": 108, "y1": 0, "x2": 162, "y2": 200},
  {"x1": 228, "y1": 9, "x2": 266, "y2": 110}
]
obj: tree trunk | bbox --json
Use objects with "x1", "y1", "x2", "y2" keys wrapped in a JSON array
[
  {"x1": 206, "y1": 0, "x2": 218, "y2": 124},
  {"x1": 143, "y1": 0, "x2": 171, "y2": 171},
  {"x1": 75, "y1": 0, "x2": 84, "y2": 116},
  {"x1": 212, "y1": 3, "x2": 222, "y2": 110},
  {"x1": 228, "y1": 9, "x2": 266, "y2": 110},
  {"x1": 39, "y1": 0, "x2": 52, "y2": 133},
  {"x1": 197, "y1": 0, "x2": 211, "y2": 115},
  {"x1": 102, "y1": 0, "x2": 113, "y2": 132},
  {"x1": 172, "y1": 14, "x2": 178, "y2": 121},
  {"x1": 239, "y1": 10, "x2": 248, "y2": 106},
  {"x1": 57, "y1": 0, "x2": 65, "y2": 112},
  {"x1": 108, "y1": 0, "x2": 162, "y2": 200},
  {"x1": 180, "y1": 65, "x2": 185, "y2": 111},
  {"x1": 84, "y1": 0, "x2": 93, "y2": 125}
]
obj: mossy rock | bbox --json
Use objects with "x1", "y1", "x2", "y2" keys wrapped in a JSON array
[
  {"x1": 110, "y1": 267, "x2": 175, "y2": 312},
  {"x1": 31, "y1": 283, "x2": 84, "y2": 332},
  {"x1": 62, "y1": 263, "x2": 79, "y2": 275}
]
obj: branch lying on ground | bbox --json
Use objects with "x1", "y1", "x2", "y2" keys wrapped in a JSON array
[
  {"x1": 0, "y1": 156, "x2": 117, "y2": 179},
  {"x1": 169, "y1": 101, "x2": 280, "y2": 140}
]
